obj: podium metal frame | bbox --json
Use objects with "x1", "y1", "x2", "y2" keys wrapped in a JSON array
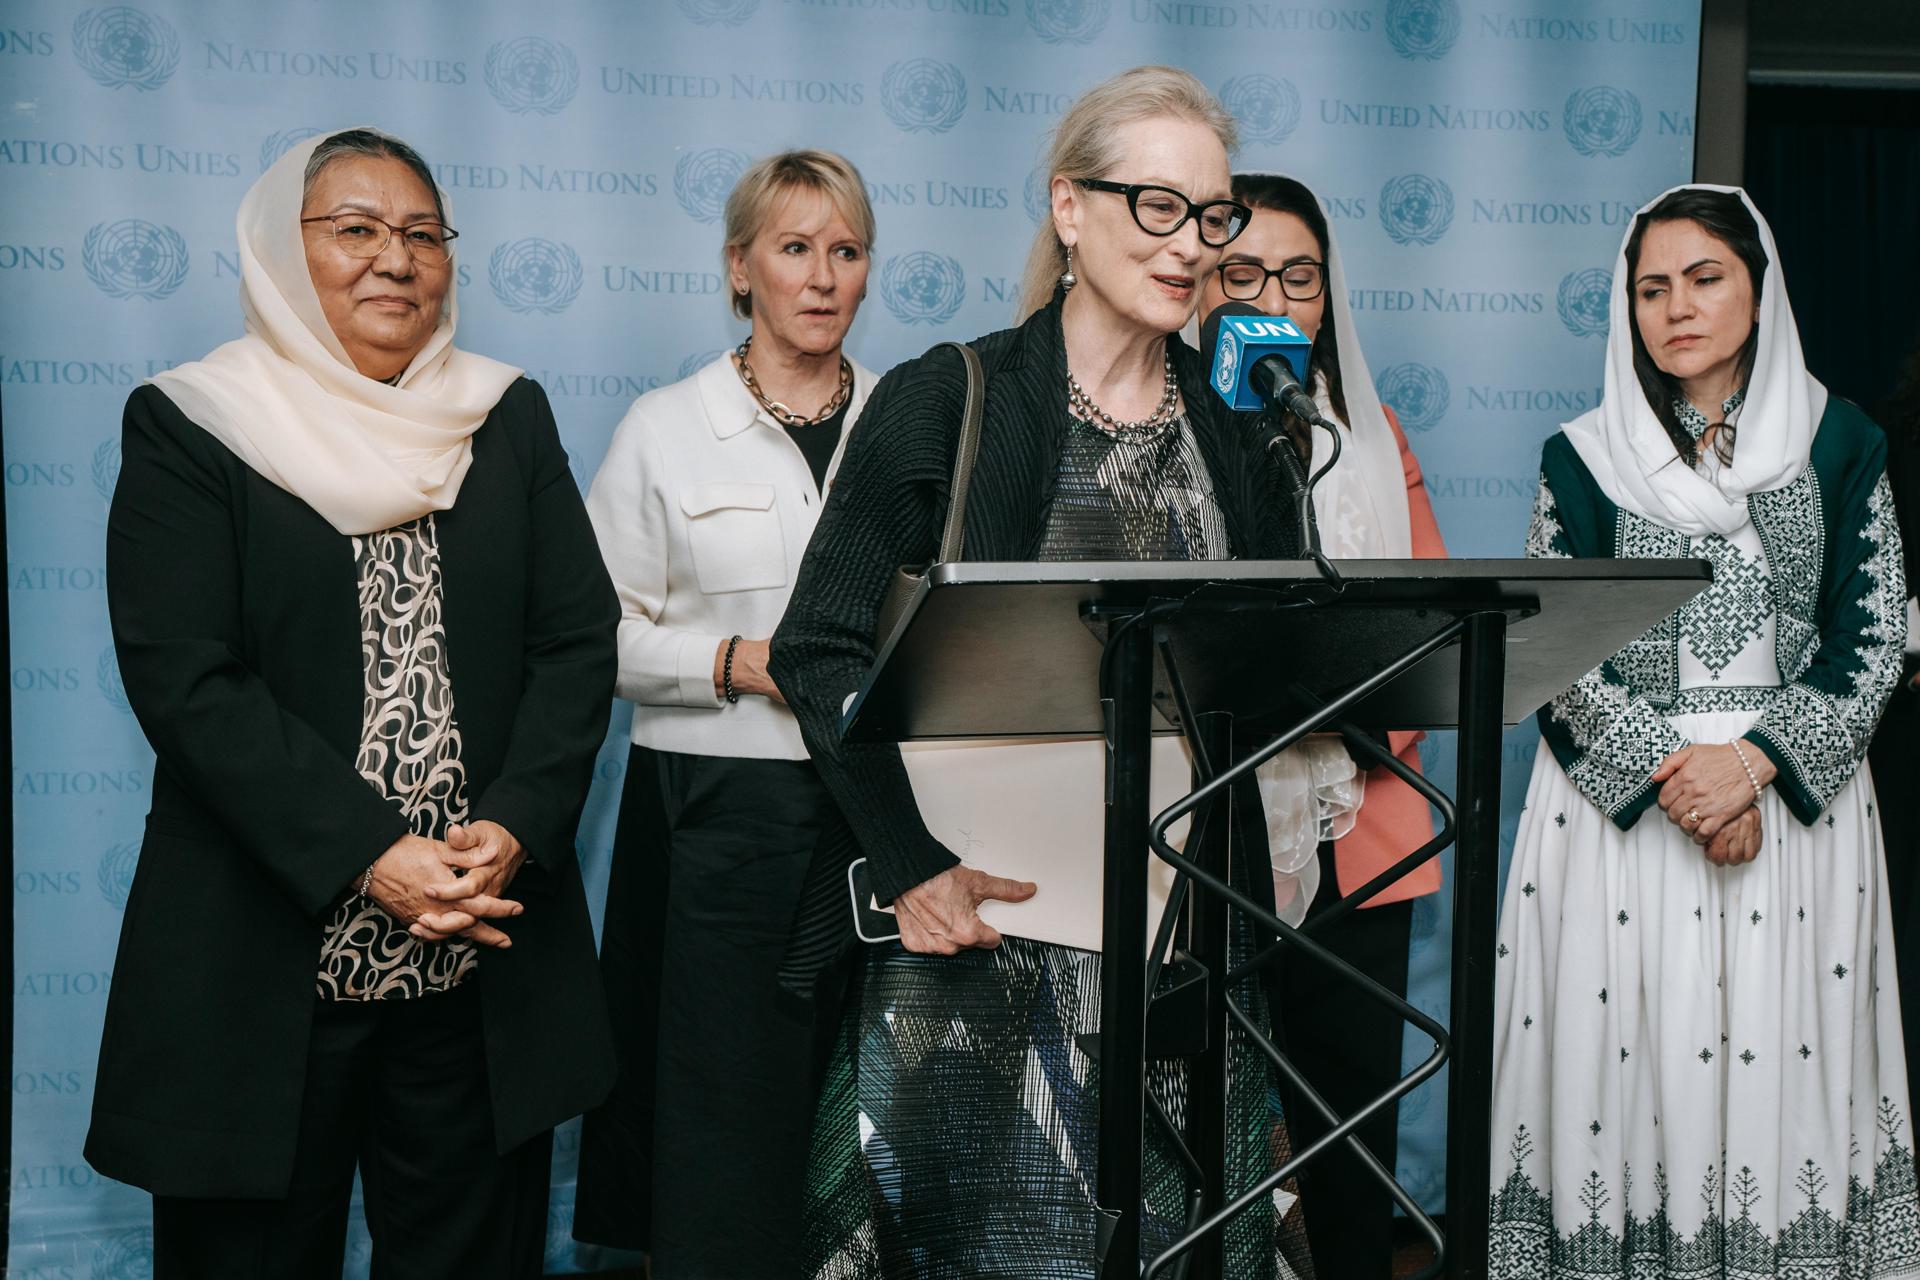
[{"x1": 843, "y1": 559, "x2": 1710, "y2": 1280}]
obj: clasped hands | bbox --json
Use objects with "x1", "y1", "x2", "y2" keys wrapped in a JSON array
[
  {"x1": 1650, "y1": 742, "x2": 1777, "y2": 867},
  {"x1": 365, "y1": 820, "x2": 528, "y2": 949}
]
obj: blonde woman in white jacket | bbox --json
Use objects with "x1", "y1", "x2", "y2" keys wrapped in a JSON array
[{"x1": 573, "y1": 149, "x2": 879, "y2": 1279}]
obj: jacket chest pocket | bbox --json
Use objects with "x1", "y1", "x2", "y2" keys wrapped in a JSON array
[{"x1": 681, "y1": 481, "x2": 788, "y2": 595}]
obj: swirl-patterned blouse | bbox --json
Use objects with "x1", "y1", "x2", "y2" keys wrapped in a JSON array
[{"x1": 316, "y1": 515, "x2": 479, "y2": 1000}]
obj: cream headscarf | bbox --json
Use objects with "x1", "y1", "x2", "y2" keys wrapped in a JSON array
[
  {"x1": 150, "y1": 130, "x2": 522, "y2": 536},
  {"x1": 1561, "y1": 183, "x2": 1826, "y2": 538}
]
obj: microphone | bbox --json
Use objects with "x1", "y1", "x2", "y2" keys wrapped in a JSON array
[{"x1": 1203, "y1": 301, "x2": 1321, "y2": 425}]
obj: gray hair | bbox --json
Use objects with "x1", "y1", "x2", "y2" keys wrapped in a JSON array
[
  {"x1": 302, "y1": 128, "x2": 446, "y2": 223},
  {"x1": 1016, "y1": 66, "x2": 1239, "y2": 321}
]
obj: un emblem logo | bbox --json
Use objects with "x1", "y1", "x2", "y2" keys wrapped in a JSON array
[
  {"x1": 1026, "y1": 0, "x2": 1109, "y2": 44},
  {"x1": 679, "y1": 350, "x2": 726, "y2": 381},
  {"x1": 72, "y1": 7, "x2": 178, "y2": 91},
  {"x1": 260, "y1": 127, "x2": 325, "y2": 172},
  {"x1": 1385, "y1": 0, "x2": 1461, "y2": 60},
  {"x1": 98, "y1": 842, "x2": 141, "y2": 910},
  {"x1": 83, "y1": 219, "x2": 189, "y2": 300},
  {"x1": 881, "y1": 59, "x2": 968, "y2": 135},
  {"x1": 489, "y1": 239, "x2": 583, "y2": 315},
  {"x1": 1219, "y1": 75, "x2": 1301, "y2": 145},
  {"x1": 1557, "y1": 267, "x2": 1612, "y2": 337},
  {"x1": 99, "y1": 646, "x2": 131, "y2": 713},
  {"x1": 484, "y1": 37, "x2": 580, "y2": 115},
  {"x1": 1024, "y1": 165, "x2": 1052, "y2": 225},
  {"x1": 1378, "y1": 175, "x2": 1454, "y2": 246},
  {"x1": 93, "y1": 436, "x2": 122, "y2": 502},
  {"x1": 1214, "y1": 339, "x2": 1238, "y2": 395},
  {"x1": 674, "y1": 148, "x2": 749, "y2": 224},
  {"x1": 1374, "y1": 362, "x2": 1450, "y2": 431},
  {"x1": 879, "y1": 251, "x2": 966, "y2": 326},
  {"x1": 679, "y1": 0, "x2": 760, "y2": 23},
  {"x1": 1563, "y1": 86, "x2": 1643, "y2": 157}
]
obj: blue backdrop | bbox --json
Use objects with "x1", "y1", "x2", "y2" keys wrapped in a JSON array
[{"x1": 3, "y1": 1, "x2": 1699, "y2": 1273}]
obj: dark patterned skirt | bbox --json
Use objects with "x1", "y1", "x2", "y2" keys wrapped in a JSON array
[{"x1": 805, "y1": 934, "x2": 1314, "y2": 1279}]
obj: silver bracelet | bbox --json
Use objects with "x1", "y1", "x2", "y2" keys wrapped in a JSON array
[
  {"x1": 360, "y1": 864, "x2": 375, "y2": 899},
  {"x1": 1730, "y1": 741, "x2": 1763, "y2": 804}
]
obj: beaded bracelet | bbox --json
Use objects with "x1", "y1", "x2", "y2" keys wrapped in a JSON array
[
  {"x1": 360, "y1": 864, "x2": 374, "y2": 899},
  {"x1": 1730, "y1": 740, "x2": 1763, "y2": 804},
  {"x1": 722, "y1": 634, "x2": 743, "y2": 704}
]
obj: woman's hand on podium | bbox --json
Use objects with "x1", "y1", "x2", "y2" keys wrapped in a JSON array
[{"x1": 894, "y1": 865, "x2": 1038, "y2": 955}]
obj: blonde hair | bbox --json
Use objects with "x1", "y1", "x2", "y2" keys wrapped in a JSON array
[
  {"x1": 1016, "y1": 66, "x2": 1239, "y2": 321},
  {"x1": 722, "y1": 148, "x2": 876, "y2": 320}
]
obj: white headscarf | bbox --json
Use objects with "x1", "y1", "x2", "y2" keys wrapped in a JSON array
[
  {"x1": 1561, "y1": 183, "x2": 1826, "y2": 538},
  {"x1": 1184, "y1": 174, "x2": 1412, "y2": 558},
  {"x1": 150, "y1": 130, "x2": 522, "y2": 536}
]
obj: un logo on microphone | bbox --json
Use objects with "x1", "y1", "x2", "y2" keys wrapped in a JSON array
[
  {"x1": 1563, "y1": 86, "x2": 1643, "y2": 157},
  {"x1": 484, "y1": 36, "x2": 580, "y2": 115},
  {"x1": 1378, "y1": 175, "x2": 1454, "y2": 246},
  {"x1": 1557, "y1": 267, "x2": 1612, "y2": 338},
  {"x1": 881, "y1": 59, "x2": 968, "y2": 135},
  {"x1": 98, "y1": 841, "x2": 141, "y2": 910},
  {"x1": 1213, "y1": 339, "x2": 1238, "y2": 396},
  {"x1": 71, "y1": 7, "x2": 179, "y2": 91},
  {"x1": 259, "y1": 127, "x2": 325, "y2": 172},
  {"x1": 674, "y1": 148, "x2": 749, "y2": 224},
  {"x1": 1375, "y1": 363, "x2": 1450, "y2": 432},
  {"x1": 489, "y1": 239, "x2": 583, "y2": 315},
  {"x1": 1026, "y1": 0, "x2": 1109, "y2": 44},
  {"x1": 1219, "y1": 75, "x2": 1301, "y2": 145},
  {"x1": 83, "y1": 219, "x2": 189, "y2": 300},
  {"x1": 880, "y1": 251, "x2": 966, "y2": 326},
  {"x1": 93, "y1": 436, "x2": 122, "y2": 503},
  {"x1": 679, "y1": 0, "x2": 760, "y2": 23},
  {"x1": 99, "y1": 645, "x2": 132, "y2": 713},
  {"x1": 1385, "y1": 0, "x2": 1460, "y2": 60}
]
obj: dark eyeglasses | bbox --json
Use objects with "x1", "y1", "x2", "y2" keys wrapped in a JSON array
[
  {"x1": 1216, "y1": 258, "x2": 1326, "y2": 303},
  {"x1": 1075, "y1": 179, "x2": 1251, "y2": 247}
]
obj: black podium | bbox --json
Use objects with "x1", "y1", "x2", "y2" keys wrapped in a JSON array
[{"x1": 843, "y1": 558, "x2": 1710, "y2": 1280}]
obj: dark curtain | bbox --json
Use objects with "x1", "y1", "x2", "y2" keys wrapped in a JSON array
[{"x1": 1744, "y1": 86, "x2": 1920, "y2": 411}]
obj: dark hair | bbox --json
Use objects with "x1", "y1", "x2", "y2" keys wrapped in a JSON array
[
  {"x1": 1228, "y1": 173, "x2": 1349, "y2": 432},
  {"x1": 302, "y1": 128, "x2": 446, "y2": 224},
  {"x1": 1622, "y1": 188, "x2": 1767, "y2": 466}
]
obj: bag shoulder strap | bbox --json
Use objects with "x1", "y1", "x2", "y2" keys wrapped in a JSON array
[{"x1": 932, "y1": 339, "x2": 985, "y2": 563}]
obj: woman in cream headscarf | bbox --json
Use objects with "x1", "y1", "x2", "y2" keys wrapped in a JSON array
[
  {"x1": 1489, "y1": 185, "x2": 1916, "y2": 1277},
  {"x1": 1191, "y1": 171, "x2": 1450, "y2": 1280},
  {"x1": 85, "y1": 128, "x2": 618, "y2": 1280}
]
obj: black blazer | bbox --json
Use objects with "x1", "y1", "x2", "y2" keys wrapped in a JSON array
[
  {"x1": 768, "y1": 294, "x2": 1303, "y2": 993},
  {"x1": 86, "y1": 378, "x2": 619, "y2": 1198}
]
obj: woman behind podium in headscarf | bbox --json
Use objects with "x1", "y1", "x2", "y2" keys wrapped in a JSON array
[
  {"x1": 86, "y1": 128, "x2": 618, "y2": 1279},
  {"x1": 571, "y1": 149, "x2": 880, "y2": 1277},
  {"x1": 1488, "y1": 185, "x2": 1916, "y2": 1277},
  {"x1": 1193, "y1": 171, "x2": 1448, "y2": 1280},
  {"x1": 771, "y1": 66, "x2": 1314, "y2": 1279}
]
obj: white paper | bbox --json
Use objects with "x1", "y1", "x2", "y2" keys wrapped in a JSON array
[{"x1": 898, "y1": 736, "x2": 1193, "y2": 952}]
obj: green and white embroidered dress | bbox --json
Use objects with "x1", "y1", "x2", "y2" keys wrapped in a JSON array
[{"x1": 1489, "y1": 186, "x2": 1918, "y2": 1278}]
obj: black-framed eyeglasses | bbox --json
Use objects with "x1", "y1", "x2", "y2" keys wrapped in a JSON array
[
  {"x1": 1216, "y1": 257, "x2": 1326, "y2": 302},
  {"x1": 1075, "y1": 179, "x2": 1251, "y2": 247},
  {"x1": 299, "y1": 213, "x2": 459, "y2": 264}
]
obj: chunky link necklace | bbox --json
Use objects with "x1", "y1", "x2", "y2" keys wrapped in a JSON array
[
  {"x1": 733, "y1": 336, "x2": 853, "y2": 428},
  {"x1": 1066, "y1": 349, "x2": 1181, "y2": 439}
]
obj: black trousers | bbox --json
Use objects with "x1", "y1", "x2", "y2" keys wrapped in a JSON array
[
  {"x1": 151, "y1": 983, "x2": 552, "y2": 1280},
  {"x1": 1276, "y1": 842, "x2": 1416, "y2": 1280},
  {"x1": 576, "y1": 749, "x2": 832, "y2": 1279}
]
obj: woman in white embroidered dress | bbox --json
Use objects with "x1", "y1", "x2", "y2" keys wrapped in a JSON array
[{"x1": 1489, "y1": 185, "x2": 1918, "y2": 1275}]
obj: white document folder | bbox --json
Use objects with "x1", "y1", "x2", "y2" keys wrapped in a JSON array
[{"x1": 895, "y1": 736, "x2": 1194, "y2": 952}]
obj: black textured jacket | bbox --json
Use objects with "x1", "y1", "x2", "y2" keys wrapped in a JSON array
[
  {"x1": 769, "y1": 293, "x2": 1304, "y2": 983},
  {"x1": 87, "y1": 379, "x2": 619, "y2": 1197}
]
